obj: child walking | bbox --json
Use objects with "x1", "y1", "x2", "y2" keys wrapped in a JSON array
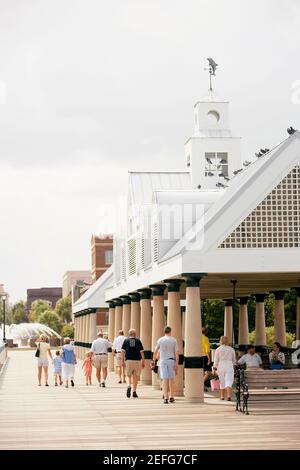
[
  {"x1": 53, "y1": 350, "x2": 63, "y2": 386},
  {"x1": 82, "y1": 351, "x2": 93, "y2": 385}
]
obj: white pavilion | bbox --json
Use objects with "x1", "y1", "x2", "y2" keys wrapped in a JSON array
[{"x1": 73, "y1": 76, "x2": 300, "y2": 402}]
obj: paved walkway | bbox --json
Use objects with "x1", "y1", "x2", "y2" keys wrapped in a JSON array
[{"x1": 0, "y1": 350, "x2": 300, "y2": 450}]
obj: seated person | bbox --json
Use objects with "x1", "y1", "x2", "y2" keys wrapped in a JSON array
[
  {"x1": 238, "y1": 345, "x2": 262, "y2": 369},
  {"x1": 269, "y1": 342, "x2": 285, "y2": 370}
]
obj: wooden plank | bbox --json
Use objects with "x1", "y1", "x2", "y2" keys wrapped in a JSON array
[{"x1": 1, "y1": 350, "x2": 300, "y2": 450}]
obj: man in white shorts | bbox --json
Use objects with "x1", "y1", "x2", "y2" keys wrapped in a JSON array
[
  {"x1": 91, "y1": 332, "x2": 113, "y2": 387},
  {"x1": 154, "y1": 326, "x2": 179, "y2": 404},
  {"x1": 113, "y1": 330, "x2": 126, "y2": 383}
]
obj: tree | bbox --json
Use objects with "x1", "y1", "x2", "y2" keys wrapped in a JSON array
[
  {"x1": 60, "y1": 324, "x2": 74, "y2": 338},
  {"x1": 39, "y1": 310, "x2": 61, "y2": 333},
  {"x1": 202, "y1": 299, "x2": 224, "y2": 339},
  {"x1": 11, "y1": 300, "x2": 28, "y2": 324},
  {"x1": 0, "y1": 301, "x2": 12, "y2": 325},
  {"x1": 29, "y1": 299, "x2": 52, "y2": 322},
  {"x1": 55, "y1": 296, "x2": 72, "y2": 323},
  {"x1": 249, "y1": 326, "x2": 295, "y2": 347}
]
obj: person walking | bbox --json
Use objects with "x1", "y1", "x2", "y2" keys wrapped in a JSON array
[
  {"x1": 121, "y1": 329, "x2": 145, "y2": 398},
  {"x1": 35, "y1": 334, "x2": 53, "y2": 387},
  {"x1": 213, "y1": 336, "x2": 236, "y2": 401},
  {"x1": 82, "y1": 351, "x2": 93, "y2": 385},
  {"x1": 53, "y1": 350, "x2": 63, "y2": 386},
  {"x1": 154, "y1": 326, "x2": 179, "y2": 404},
  {"x1": 91, "y1": 332, "x2": 113, "y2": 387},
  {"x1": 202, "y1": 326, "x2": 212, "y2": 391},
  {"x1": 61, "y1": 337, "x2": 77, "y2": 388},
  {"x1": 113, "y1": 329, "x2": 126, "y2": 383}
]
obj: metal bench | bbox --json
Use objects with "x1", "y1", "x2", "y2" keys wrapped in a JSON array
[{"x1": 235, "y1": 368, "x2": 300, "y2": 414}]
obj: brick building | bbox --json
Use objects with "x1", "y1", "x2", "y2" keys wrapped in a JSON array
[
  {"x1": 27, "y1": 287, "x2": 62, "y2": 311},
  {"x1": 91, "y1": 235, "x2": 113, "y2": 283}
]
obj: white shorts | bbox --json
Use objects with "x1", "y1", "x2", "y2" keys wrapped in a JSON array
[
  {"x1": 160, "y1": 359, "x2": 176, "y2": 380},
  {"x1": 37, "y1": 358, "x2": 49, "y2": 367},
  {"x1": 62, "y1": 363, "x2": 75, "y2": 381},
  {"x1": 115, "y1": 352, "x2": 122, "y2": 367}
]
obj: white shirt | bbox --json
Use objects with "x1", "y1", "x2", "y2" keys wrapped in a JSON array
[
  {"x1": 238, "y1": 353, "x2": 262, "y2": 368},
  {"x1": 91, "y1": 338, "x2": 112, "y2": 354},
  {"x1": 113, "y1": 335, "x2": 126, "y2": 352},
  {"x1": 155, "y1": 336, "x2": 179, "y2": 362},
  {"x1": 214, "y1": 345, "x2": 236, "y2": 368}
]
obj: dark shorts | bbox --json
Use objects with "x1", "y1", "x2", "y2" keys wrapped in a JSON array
[{"x1": 202, "y1": 356, "x2": 210, "y2": 372}]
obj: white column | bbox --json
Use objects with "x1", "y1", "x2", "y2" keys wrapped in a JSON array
[
  {"x1": 165, "y1": 280, "x2": 184, "y2": 397},
  {"x1": 121, "y1": 296, "x2": 131, "y2": 337},
  {"x1": 274, "y1": 291, "x2": 286, "y2": 346},
  {"x1": 238, "y1": 297, "x2": 249, "y2": 348},
  {"x1": 224, "y1": 300, "x2": 233, "y2": 345},
  {"x1": 255, "y1": 294, "x2": 267, "y2": 346},
  {"x1": 114, "y1": 299, "x2": 123, "y2": 339},
  {"x1": 138, "y1": 288, "x2": 152, "y2": 385},
  {"x1": 129, "y1": 293, "x2": 141, "y2": 338},
  {"x1": 90, "y1": 309, "x2": 97, "y2": 343},
  {"x1": 184, "y1": 275, "x2": 204, "y2": 403},
  {"x1": 150, "y1": 284, "x2": 166, "y2": 390},
  {"x1": 107, "y1": 302, "x2": 115, "y2": 371}
]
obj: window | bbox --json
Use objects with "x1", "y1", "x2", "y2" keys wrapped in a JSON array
[
  {"x1": 205, "y1": 152, "x2": 228, "y2": 178},
  {"x1": 105, "y1": 250, "x2": 113, "y2": 265}
]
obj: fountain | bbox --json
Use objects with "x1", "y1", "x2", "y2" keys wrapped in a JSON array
[{"x1": 0, "y1": 323, "x2": 61, "y2": 348}]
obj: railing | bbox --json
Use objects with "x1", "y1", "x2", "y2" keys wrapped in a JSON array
[
  {"x1": 0, "y1": 342, "x2": 8, "y2": 371},
  {"x1": 235, "y1": 364, "x2": 249, "y2": 415}
]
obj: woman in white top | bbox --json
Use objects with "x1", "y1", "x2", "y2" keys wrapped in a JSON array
[
  {"x1": 213, "y1": 336, "x2": 236, "y2": 401},
  {"x1": 35, "y1": 334, "x2": 53, "y2": 386}
]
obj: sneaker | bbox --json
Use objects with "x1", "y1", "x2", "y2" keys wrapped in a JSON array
[
  {"x1": 45, "y1": 383, "x2": 49, "y2": 387},
  {"x1": 70, "y1": 380, "x2": 74, "y2": 387},
  {"x1": 101, "y1": 382, "x2": 106, "y2": 388},
  {"x1": 118, "y1": 380, "x2": 122, "y2": 384},
  {"x1": 164, "y1": 398, "x2": 169, "y2": 404},
  {"x1": 169, "y1": 397, "x2": 175, "y2": 403},
  {"x1": 55, "y1": 383, "x2": 58, "y2": 387},
  {"x1": 132, "y1": 391, "x2": 138, "y2": 398},
  {"x1": 126, "y1": 386, "x2": 131, "y2": 398}
]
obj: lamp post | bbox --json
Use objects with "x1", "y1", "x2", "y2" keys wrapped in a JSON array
[{"x1": 1, "y1": 293, "x2": 7, "y2": 343}]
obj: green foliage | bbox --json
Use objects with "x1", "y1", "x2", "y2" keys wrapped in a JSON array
[
  {"x1": 0, "y1": 301, "x2": 12, "y2": 325},
  {"x1": 11, "y1": 300, "x2": 28, "y2": 324},
  {"x1": 55, "y1": 296, "x2": 72, "y2": 323},
  {"x1": 39, "y1": 310, "x2": 62, "y2": 333},
  {"x1": 202, "y1": 299, "x2": 224, "y2": 339},
  {"x1": 249, "y1": 326, "x2": 295, "y2": 347},
  {"x1": 60, "y1": 324, "x2": 74, "y2": 338},
  {"x1": 29, "y1": 299, "x2": 52, "y2": 322}
]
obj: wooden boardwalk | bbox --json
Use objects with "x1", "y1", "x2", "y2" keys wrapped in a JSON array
[{"x1": 0, "y1": 350, "x2": 300, "y2": 450}]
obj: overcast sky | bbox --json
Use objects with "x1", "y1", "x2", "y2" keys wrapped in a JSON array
[{"x1": 0, "y1": 0, "x2": 299, "y2": 302}]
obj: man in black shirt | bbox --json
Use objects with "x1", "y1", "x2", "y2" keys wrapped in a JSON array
[{"x1": 121, "y1": 329, "x2": 145, "y2": 398}]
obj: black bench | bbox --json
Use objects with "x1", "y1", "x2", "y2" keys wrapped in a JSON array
[{"x1": 235, "y1": 368, "x2": 300, "y2": 414}]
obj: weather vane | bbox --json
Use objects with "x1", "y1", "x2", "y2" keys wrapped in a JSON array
[{"x1": 204, "y1": 58, "x2": 218, "y2": 91}]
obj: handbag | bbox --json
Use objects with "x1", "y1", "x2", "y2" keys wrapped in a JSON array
[
  {"x1": 210, "y1": 378, "x2": 220, "y2": 391},
  {"x1": 150, "y1": 360, "x2": 158, "y2": 373},
  {"x1": 35, "y1": 342, "x2": 40, "y2": 358}
]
